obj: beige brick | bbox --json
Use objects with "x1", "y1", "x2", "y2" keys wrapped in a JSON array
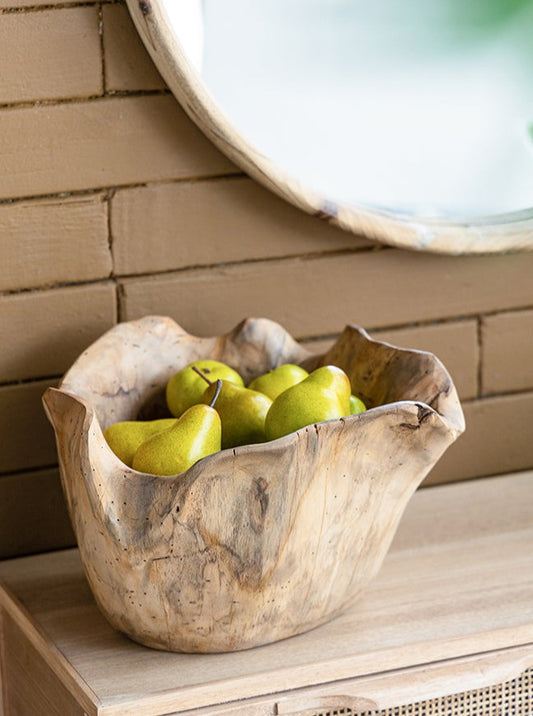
[
  {"x1": 425, "y1": 392, "x2": 533, "y2": 485},
  {"x1": 0, "y1": 7, "x2": 102, "y2": 103},
  {"x1": 0, "y1": 95, "x2": 236, "y2": 200},
  {"x1": 372, "y1": 321, "x2": 479, "y2": 401},
  {"x1": 0, "y1": 0, "x2": 97, "y2": 6},
  {"x1": 0, "y1": 379, "x2": 58, "y2": 474},
  {"x1": 0, "y1": 194, "x2": 111, "y2": 292},
  {"x1": 298, "y1": 336, "x2": 338, "y2": 356},
  {"x1": 111, "y1": 177, "x2": 370, "y2": 275},
  {"x1": 0, "y1": 282, "x2": 116, "y2": 382},
  {"x1": 103, "y1": 3, "x2": 166, "y2": 91},
  {"x1": 482, "y1": 309, "x2": 533, "y2": 395},
  {"x1": 0, "y1": 468, "x2": 74, "y2": 560},
  {"x1": 119, "y1": 250, "x2": 533, "y2": 339}
]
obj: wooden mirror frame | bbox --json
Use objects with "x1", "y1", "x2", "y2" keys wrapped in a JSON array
[{"x1": 126, "y1": 0, "x2": 533, "y2": 255}]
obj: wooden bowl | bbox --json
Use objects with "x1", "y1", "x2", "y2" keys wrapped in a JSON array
[{"x1": 43, "y1": 316, "x2": 464, "y2": 653}]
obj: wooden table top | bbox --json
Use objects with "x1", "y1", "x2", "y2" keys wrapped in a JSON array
[{"x1": 1, "y1": 471, "x2": 532, "y2": 715}]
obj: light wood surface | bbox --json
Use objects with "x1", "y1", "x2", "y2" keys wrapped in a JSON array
[
  {"x1": 1, "y1": 471, "x2": 532, "y2": 715},
  {"x1": 125, "y1": 0, "x2": 533, "y2": 256},
  {"x1": 42, "y1": 316, "x2": 463, "y2": 653}
]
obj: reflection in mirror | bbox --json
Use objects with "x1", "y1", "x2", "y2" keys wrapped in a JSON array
[{"x1": 126, "y1": 0, "x2": 533, "y2": 254}]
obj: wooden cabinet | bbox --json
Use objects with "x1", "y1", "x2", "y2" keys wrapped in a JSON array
[{"x1": 1, "y1": 472, "x2": 532, "y2": 715}]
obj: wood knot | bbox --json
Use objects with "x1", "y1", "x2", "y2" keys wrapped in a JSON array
[{"x1": 139, "y1": 0, "x2": 151, "y2": 15}]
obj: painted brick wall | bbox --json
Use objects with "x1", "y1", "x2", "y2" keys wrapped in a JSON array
[{"x1": 1, "y1": 0, "x2": 532, "y2": 559}]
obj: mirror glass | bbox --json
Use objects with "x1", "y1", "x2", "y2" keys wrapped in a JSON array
[{"x1": 127, "y1": 0, "x2": 533, "y2": 252}]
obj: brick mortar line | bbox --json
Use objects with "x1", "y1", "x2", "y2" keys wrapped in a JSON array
[
  {"x1": 104, "y1": 191, "x2": 122, "y2": 322},
  {"x1": 112, "y1": 248, "x2": 533, "y2": 284},
  {"x1": 297, "y1": 309, "x2": 533, "y2": 341},
  {"x1": 2, "y1": 250, "x2": 384, "y2": 297},
  {"x1": 0, "y1": 375, "x2": 60, "y2": 388},
  {"x1": 112, "y1": 246, "x2": 392, "y2": 282},
  {"x1": 0, "y1": 173, "x2": 246, "y2": 207},
  {"x1": 0, "y1": 276, "x2": 116, "y2": 298},
  {"x1": 104, "y1": 188, "x2": 115, "y2": 255},
  {"x1": 297, "y1": 318, "x2": 479, "y2": 345},
  {"x1": 0, "y1": 88, "x2": 169, "y2": 112},
  {"x1": 97, "y1": 1, "x2": 106, "y2": 95},
  {"x1": 476, "y1": 316, "x2": 483, "y2": 399},
  {"x1": 0, "y1": 464, "x2": 59, "y2": 480},
  {"x1": 116, "y1": 280, "x2": 127, "y2": 323},
  {"x1": 0, "y1": 1, "x2": 115, "y2": 13},
  {"x1": 0, "y1": 248, "x2": 375, "y2": 297},
  {"x1": 0, "y1": 189, "x2": 105, "y2": 207}
]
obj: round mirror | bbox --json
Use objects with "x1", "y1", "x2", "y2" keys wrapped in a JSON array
[{"x1": 126, "y1": 0, "x2": 533, "y2": 254}]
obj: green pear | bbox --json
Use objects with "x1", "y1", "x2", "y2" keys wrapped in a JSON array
[
  {"x1": 308, "y1": 365, "x2": 352, "y2": 414},
  {"x1": 103, "y1": 418, "x2": 176, "y2": 467},
  {"x1": 201, "y1": 380, "x2": 273, "y2": 449},
  {"x1": 132, "y1": 402, "x2": 222, "y2": 476},
  {"x1": 264, "y1": 365, "x2": 352, "y2": 441},
  {"x1": 247, "y1": 363, "x2": 309, "y2": 400},
  {"x1": 166, "y1": 359, "x2": 244, "y2": 417},
  {"x1": 349, "y1": 394, "x2": 367, "y2": 415}
]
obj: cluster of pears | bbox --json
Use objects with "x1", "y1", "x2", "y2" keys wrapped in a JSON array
[{"x1": 103, "y1": 359, "x2": 366, "y2": 477}]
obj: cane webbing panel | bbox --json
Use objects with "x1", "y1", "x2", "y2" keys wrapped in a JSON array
[{"x1": 312, "y1": 667, "x2": 533, "y2": 716}]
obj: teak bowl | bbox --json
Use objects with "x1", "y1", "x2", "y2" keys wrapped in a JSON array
[{"x1": 43, "y1": 316, "x2": 464, "y2": 653}]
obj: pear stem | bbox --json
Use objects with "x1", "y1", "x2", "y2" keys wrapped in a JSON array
[
  {"x1": 209, "y1": 379, "x2": 223, "y2": 408},
  {"x1": 191, "y1": 366, "x2": 221, "y2": 407},
  {"x1": 192, "y1": 365, "x2": 213, "y2": 385}
]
